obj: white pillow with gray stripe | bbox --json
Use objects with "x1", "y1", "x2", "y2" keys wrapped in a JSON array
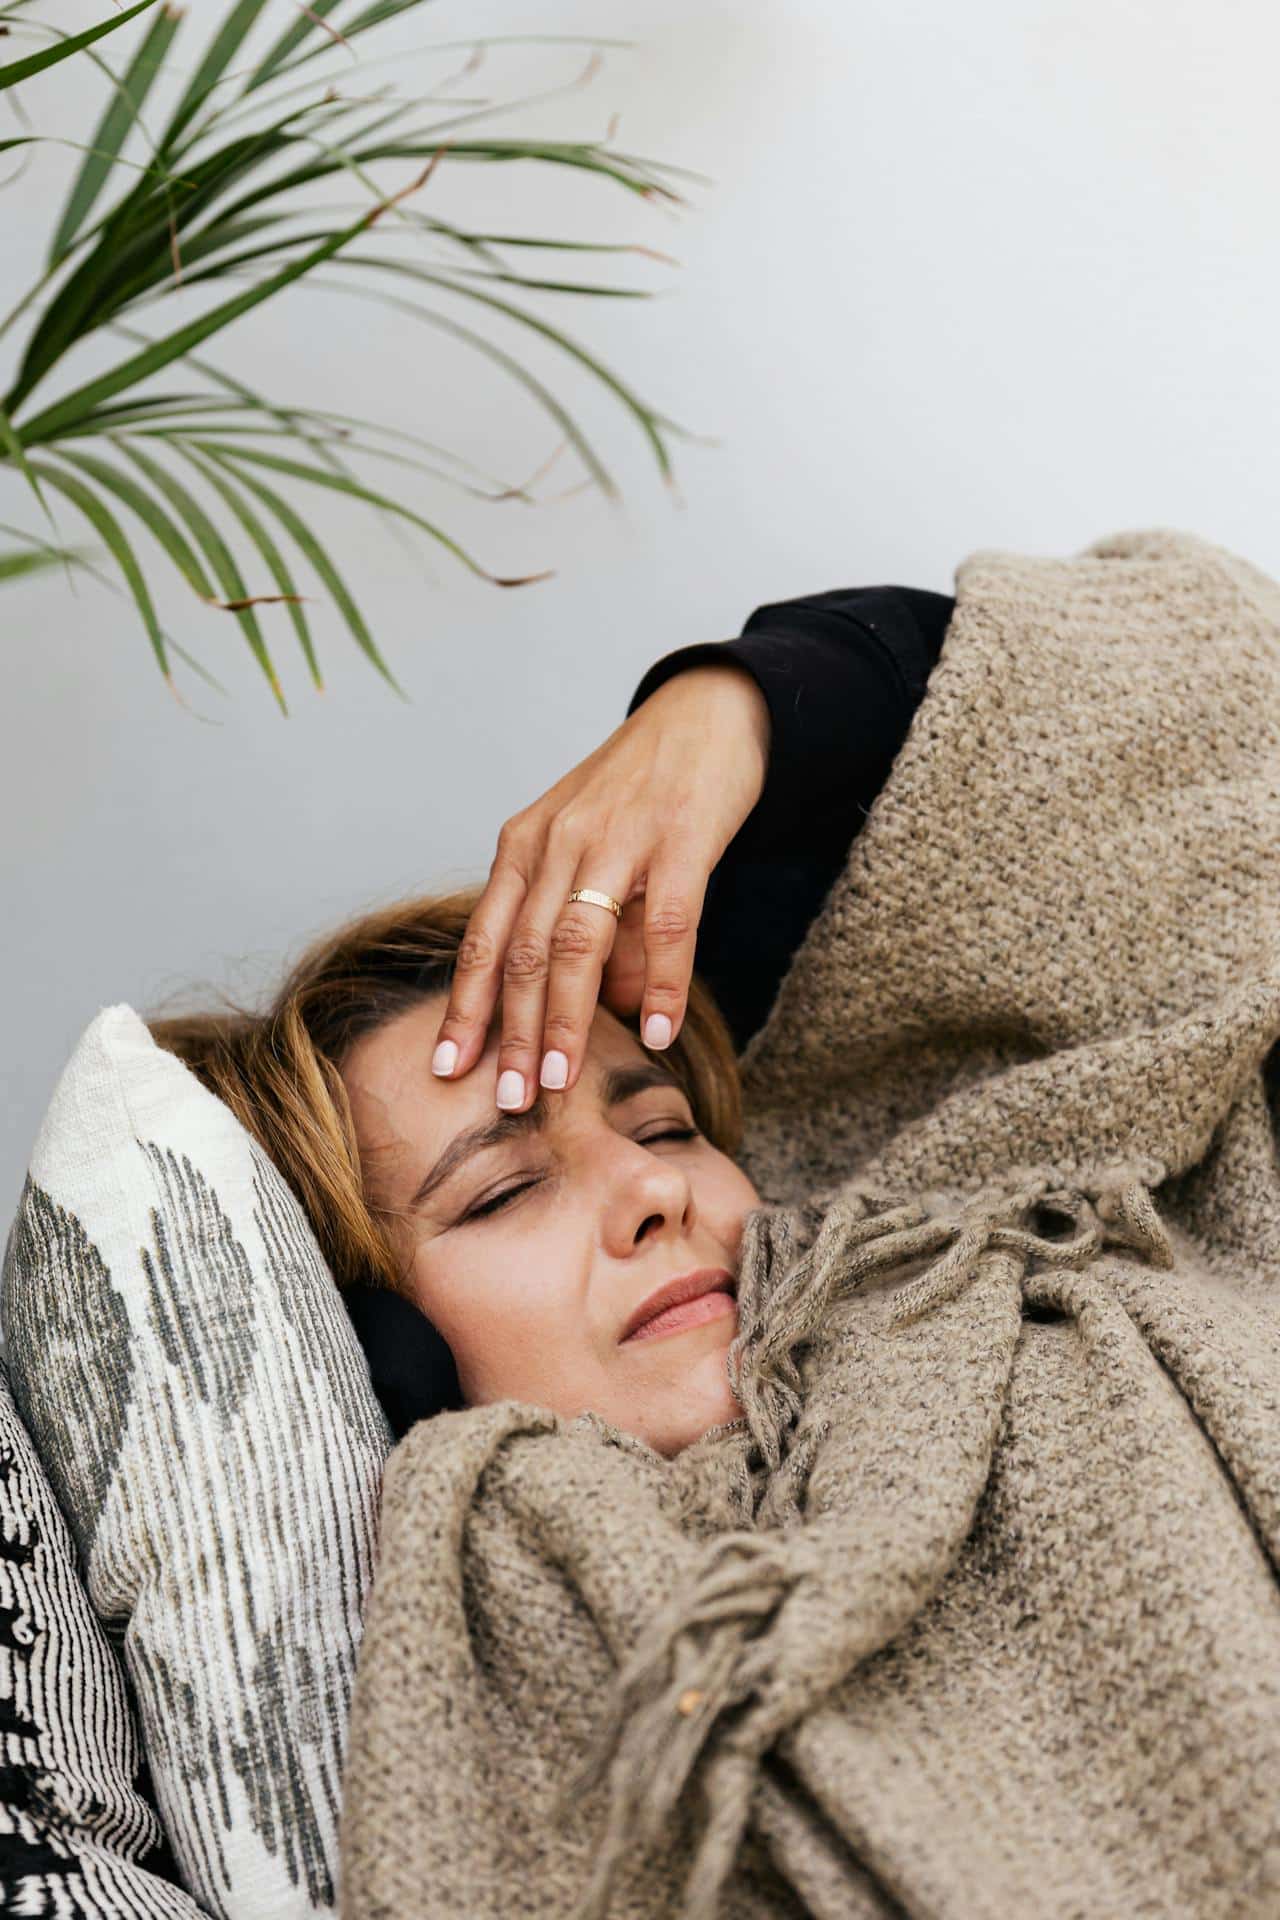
[
  {"x1": 0, "y1": 1351, "x2": 210, "y2": 1915},
  {"x1": 1, "y1": 1004, "x2": 395, "y2": 1919}
]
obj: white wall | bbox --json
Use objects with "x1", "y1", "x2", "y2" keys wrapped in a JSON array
[{"x1": 4, "y1": 0, "x2": 1278, "y2": 1218}]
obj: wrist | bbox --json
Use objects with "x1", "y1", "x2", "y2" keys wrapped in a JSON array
[{"x1": 649, "y1": 660, "x2": 772, "y2": 765}]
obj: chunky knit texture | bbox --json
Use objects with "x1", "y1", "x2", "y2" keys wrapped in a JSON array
[{"x1": 338, "y1": 529, "x2": 1280, "y2": 1919}]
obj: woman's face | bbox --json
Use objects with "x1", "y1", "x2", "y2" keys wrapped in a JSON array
[{"x1": 340, "y1": 992, "x2": 761, "y2": 1458}]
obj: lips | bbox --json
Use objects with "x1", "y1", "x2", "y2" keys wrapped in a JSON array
[{"x1": 619, "y1": 1266, "x2": 736, "y2": 1345}]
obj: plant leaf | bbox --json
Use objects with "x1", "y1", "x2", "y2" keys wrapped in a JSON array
[
  {"x1": 264, "y1": 23, "x2": 634, "y2": 91},
  {"x1": 343, "y1": 255, "x2": 675, "y2": 477},
  {"x1": 143, "y1": 418, "x2": 510, "y2": 500},
  {"x1": 167, "y1": 210, "x2": 293, "y2": 271},
  {"x1": 461, "y1": 234, "x2": 681, "y2": 261},
  {"x1": 244, "y1": 0, "x2": 352, "y2": 98},
  {"x1": 26, "y1": 457, "x2": 168, "y2": 678},
  {"x1": 0, "y1": 513, "x2": 230, "y2": 694},
  {"x1": 143, "y1": 224, "x2": 349, "y2": 293},
  {"x1": 173, "y1": 230, "x2": 654, "y2": 304},
  {"x1": 49, "y1": 0, "x2": 184, "y2": 264},
  {"x1": 114, "y1": 438, "x2": 287, "y2": 710},
  {"x1": 195, "y1": 440, "x2": 406, "y2": 695},
  {"x1": 196, "y1": 136, "x2": 679, "y2": 236},
  {"x1": 170, "y1": 440, "x2": 321, "y2": 688},
  {"x1": 0, "y1": 399, "x2": 53, "y2": 526},
  {"x1": 191, "y1": 437, "x2": 551, "y2": 586},
  {"x1": 259, "y1": 0, "x2": 434, "y2": 84},
  {"x1": 103, "y1": 319, "x2": 440, "y2": 576},
  {"x1": 0, "y1": 545, "x2": 80, "y2": 582},
  {"x1": 0, "y1": 130, "x2": 193, "y2": 181},
  {"x1": 49, "y1": 444, "x2": 216, "y2": 598},
  {"x1": 156, "y1": 0, "x2": 275, "y2": 153},
  {"x1": 46, "y1": 393, "x2": 258, "y2": 441},
  {"x1": 7, "y1": 105, "x2": 355, "y2": 404},
  {"x1": 10, "y1": 200, "x2": 403, "y2": 439},
  {"x1": 301, "y1": 271, "x2": 616, "y2": 495},
  {"x1": 0, "y1": 0, "x2": 160, "y2": 91},
  {"x1": 105, "y1": 317, "x2": 532, "y2": 498},
  {"x1": 444, "y1": 266, "x2": 652, "y2": 298}
]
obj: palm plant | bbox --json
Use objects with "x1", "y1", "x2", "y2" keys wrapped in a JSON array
[{"x1": 0, "y1": 0, "x2": 697, "y2": 710}]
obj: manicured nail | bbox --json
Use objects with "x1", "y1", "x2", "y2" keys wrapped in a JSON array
[
  {"x1": 643, "y1": 1013, "x2": 672, "y2": 1049},
  {"x1": 496, "y1": 1069, "x2": 525, "y2": 1109},
  {"x1": 540, "y1": 1050, "x2": 568, "y2": 1089},
  {"x1": 431, "y1": 1039, "x2": 459, "y2": 1076}
]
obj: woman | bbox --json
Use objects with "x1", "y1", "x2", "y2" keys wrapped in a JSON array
[{"x1": 149, "y1": 583, "x2": 954, "y2": 1456}]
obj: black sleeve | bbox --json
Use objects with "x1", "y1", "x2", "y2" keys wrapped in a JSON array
[{"x1": 625, "y1": 585, "x2": 954, "y2": 1053}]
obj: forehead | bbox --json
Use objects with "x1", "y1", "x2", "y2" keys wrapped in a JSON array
[{"x1": 339, "y1": 993, "x2": 675, "y2": 1180}]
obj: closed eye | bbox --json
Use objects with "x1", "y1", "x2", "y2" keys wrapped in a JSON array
[{"x1": 460, "y1": 1126, "x2": 700, "y2": 1224}]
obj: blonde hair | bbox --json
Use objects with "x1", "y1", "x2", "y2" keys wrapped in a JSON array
[{"x1": 146, "y1": 886, "x2": 744, "y2": 1298}]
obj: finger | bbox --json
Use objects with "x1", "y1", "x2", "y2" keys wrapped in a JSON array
[
  {"x1": 494, "y1": 846, "x2": 630, "y2": 1111},
  {"x1": 598, "y1": 895, "x2": 648, "y2": 1019},
  {"x1": 430, "y1": 843, "x2": 530, "y2": 1081},
  {"x1": 537, "y1": 873, "x2": 645, "y2": 1097},
  {"x1": 635, "y1": 852, "x2": 707, "y2": 1053}
]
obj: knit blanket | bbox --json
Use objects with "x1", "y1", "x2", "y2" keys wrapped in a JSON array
[{"x1": 337, "y1": 530, "x2": 1280, "y2": 1920}]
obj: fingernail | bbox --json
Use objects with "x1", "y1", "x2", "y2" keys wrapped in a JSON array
[
  {"x1": 540, "y1": 1050, "x2": 568, "y2": 1089},
  {"x1": 496, "y1": 1069, "x2": 525, "y2": 1109},
  {"x1": 643, "y1": 1013, "x2": 672, "y2": 1049},
  {"x1": 431, "y1": 1039, "x2": 459, "y2": 1076}
]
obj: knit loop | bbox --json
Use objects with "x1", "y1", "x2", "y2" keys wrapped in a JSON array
[{"x1": 887, "y1": 1160, "x2": 1173, "y2": 1329}]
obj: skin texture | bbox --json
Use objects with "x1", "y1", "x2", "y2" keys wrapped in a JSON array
[{"x1": 341, "y1": 990, "x2": 762, "y2": 1459}]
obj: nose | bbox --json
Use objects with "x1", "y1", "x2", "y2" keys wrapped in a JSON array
[{"x1": 602, "y1": 1142, "x2": 696, "y2": 1259}]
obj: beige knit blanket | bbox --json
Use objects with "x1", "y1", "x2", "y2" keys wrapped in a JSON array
[{"x1": 338, "y1": 529, "x2": 1280, "y2": 1920}]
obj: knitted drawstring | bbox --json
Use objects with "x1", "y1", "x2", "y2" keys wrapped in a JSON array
[
  {"x1": 728, "y1": 1186, "x2": 942, "y2": 1478},
  {"x1": 552, "y1": 1529, "x2": 807, "y2": 1920},
  {"x1": 885, "y1": 1155, "x2": 1174, "y2": 1327},
  {"x1": 556, "y1": 1158, "x2": 1175, "y2": 1920}
]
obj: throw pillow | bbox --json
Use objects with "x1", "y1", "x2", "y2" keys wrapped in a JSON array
[
  {"x1": 0, "y1": 1350, "x2": 209, "y2": 1915},
  {"x1": 1, "y1": 1005, "x2": 394, "y2": 1919}
]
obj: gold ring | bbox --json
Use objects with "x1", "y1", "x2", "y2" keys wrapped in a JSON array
[{"x1": 568, "y1": 887, "x2": 623, "y2": 919}]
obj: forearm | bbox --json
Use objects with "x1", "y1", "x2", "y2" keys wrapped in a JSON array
[{"x1": 626, "y1": 584, "x2": 953, "y2": 860}]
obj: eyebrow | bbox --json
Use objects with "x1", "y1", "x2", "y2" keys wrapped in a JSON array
[{"x1": 404, "y1": 1059, "x2": 689, "y2": 1214}]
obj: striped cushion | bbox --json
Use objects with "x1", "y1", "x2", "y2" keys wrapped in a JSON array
[
  {"x1": 0, "y1": 1352, "x2": 209, "y2": 1914},
  {"x1": 1, "y1": 1006, "x2": 395, "y2": 1918}
]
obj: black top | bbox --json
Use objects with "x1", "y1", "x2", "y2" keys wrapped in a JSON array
[
  {"x1": 625, "y1": 584, "x2": 955, "y2": 1051},
  {"x1": 344, "y1": 583, "x2": 956, "y2": 1437}
]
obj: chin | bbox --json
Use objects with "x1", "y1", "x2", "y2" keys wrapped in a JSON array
[{"x1": 656, "y1": 1353, "x2": 745, "y2": 1458}]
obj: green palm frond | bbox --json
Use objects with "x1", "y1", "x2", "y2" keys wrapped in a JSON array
[
  {"x1": 0, "y1": 0, "x2": 698, "y2": 709},
  {"x1": 0, "y1": 546, "x2": 69, "y2": 581},
  {"x1": 0, "y1": 521, "x2": 89, "y2": 581},
  {"x1": 49, "y1": 0, "x2": 185, "y2": 263},
  {"x1": 0, "y1": 0, "x2": 160, "y2": 92}
]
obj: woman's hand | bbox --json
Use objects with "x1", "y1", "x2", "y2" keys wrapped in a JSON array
[{"x1": 431, "y1": 663, "x2": 772, "y2": 1108}]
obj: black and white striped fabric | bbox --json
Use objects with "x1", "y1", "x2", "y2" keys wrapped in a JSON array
[
  {"x1": 0, "y1": 1351, "x2": 210, "y2": 1915},
  {"x1": 1, "y1": 1006, "x2": 396, "y2": 1918}
]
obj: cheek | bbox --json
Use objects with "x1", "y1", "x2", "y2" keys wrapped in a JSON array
[
  {"x1": 406, "y1": 1233, "x2": 566, "y2": 1398},
  {"x1": 698, "y1": 1160, "x2": 760, "y2": 1253}
]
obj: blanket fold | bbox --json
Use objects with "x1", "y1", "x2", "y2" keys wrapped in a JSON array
[{"x1": 339, "y1": 529, "x2": 1280, "y2": 1920}]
